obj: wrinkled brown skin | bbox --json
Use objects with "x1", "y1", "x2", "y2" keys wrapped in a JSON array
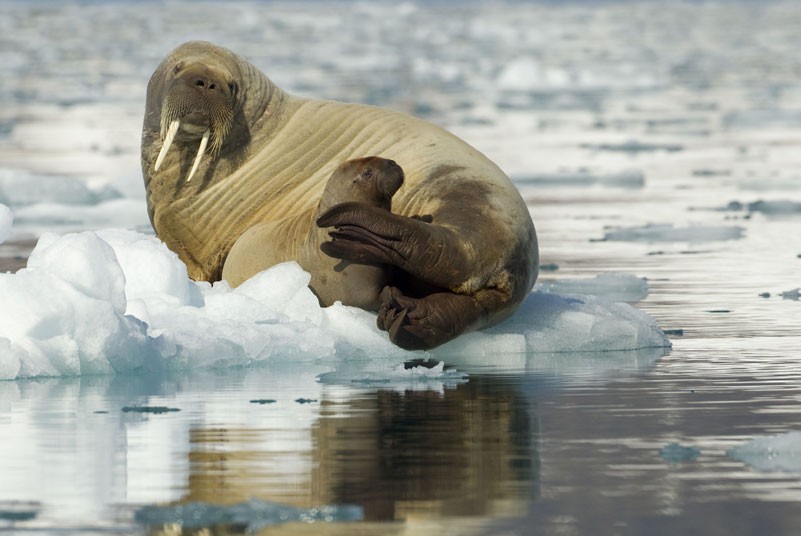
[
  {"x1": 223, "y1": 156, "x2": 405, "y2": 310},
  {"x1": 142, "y1": 41, "x2": 539, "y2": 350}
]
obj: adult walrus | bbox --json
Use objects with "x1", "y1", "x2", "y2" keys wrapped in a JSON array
[
  {"x1": 141, "y1": 41, "x2": 539, "y2": 350},
  {"x1": 224, "y1": 156, "x2": 405, "y2": 310}
]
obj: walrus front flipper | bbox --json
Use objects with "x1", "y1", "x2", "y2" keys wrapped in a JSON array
[
  {"x1": 376, "y1": 286, "x2": 484, "y2": 350},
  {"x1": 317, "y1": 202, "x2": 473, "y2": 291}
]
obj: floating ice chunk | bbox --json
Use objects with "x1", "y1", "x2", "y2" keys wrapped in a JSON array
[
  {"x1": 602, "y1": 223, "x2": 744, "y2": 243},
  {"x1": 134, "y1": 499, "x2": 363, "y2": 531},
  {"x1": 781, "y1": 288, "x2": 800, "y2": 301},
  {"x1": 318, "y1": 360, "x2": 468, "y2": 392},
  {"x1": 660, "y1": 443, "x2": 700, "y2": 464},
  {"x1": 727, "y1": 431, "x2": 801, "y2": 473},
  {"x1": 0, "y1": 204, "x2": 12, "y2": 244},
  {"x1": 0, "y1": 169, "x2": 113, "y2": 207},
  {"x1": 488, "y1": 292, "x2": 670, "y2": 353},
  {"x1": 536, "y1": 273, "x2": 649, "y2": 303},
  {"x1": 0, "y1": 501, "x2": 40, "y2": 523},
  {"x1": 12, "y1": 198, "x2": 148, "y2": 231},
  {"x1": 747, "y1": 200, "x2": 801, "y2": 216}
]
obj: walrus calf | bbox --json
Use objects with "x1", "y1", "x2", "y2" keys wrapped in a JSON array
[
  {"x1": 223, "y1": 156, "x2": 404, "y2": 310},
  {"x1": 141, "y1": 41, "x2": 539, "y2": 350}
]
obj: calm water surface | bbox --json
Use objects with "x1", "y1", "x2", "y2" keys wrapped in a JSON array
[{"x1": 2, "y1": 1, "x2": 801, "y2": 534}]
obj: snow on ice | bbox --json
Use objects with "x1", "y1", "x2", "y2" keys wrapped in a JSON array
[{"x1": 0, "y1": 223, "x2": 670, "y2": 381}]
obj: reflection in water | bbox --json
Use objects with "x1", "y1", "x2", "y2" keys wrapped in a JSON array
[
  {"x1": 315, "y1": 379, "x2": 539, "y2": 521},
  {"x1": 176, "y1": 376, "x2": 538, "y2": 530}
]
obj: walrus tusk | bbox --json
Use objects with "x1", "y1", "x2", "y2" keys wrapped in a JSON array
[
  {"x1": 186, "y1": 129, "x2": 210, "y2": 182},
  {"x1": 155, "y1": 119, "x2": 179, "y2": 172}
]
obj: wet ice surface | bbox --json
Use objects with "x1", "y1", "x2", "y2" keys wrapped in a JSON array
[{"x1": 2, "y1": 0, "x2": 801, "y2": 534}]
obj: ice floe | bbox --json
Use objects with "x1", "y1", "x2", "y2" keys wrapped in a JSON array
[
  {"x1": 727, "y1": 431, "x2": 801, "y2": 473},
  {"x1": 0, "y1": 169, "x2": 123, "y2": 207},
  {"x1": 0, "y1": 225, "x2": 671, "y2": 381},
  {"x1": 0, "y1": 204, "x2": 11, "y2": 245},
  {"x1": 536, "y1": 273, "x2": 649, "y2": 303},
  {"x1": 601, "y1": 223, "x2": 745, "y2": 243}
]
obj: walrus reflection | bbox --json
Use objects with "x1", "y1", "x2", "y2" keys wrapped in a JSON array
[{"x1": 173, "y1": 377, "x2": 538, "y2": 530}]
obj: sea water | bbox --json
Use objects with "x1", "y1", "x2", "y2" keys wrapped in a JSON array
[{"x1": 1, "y1": 1, "x2": 801, "y2": 534}]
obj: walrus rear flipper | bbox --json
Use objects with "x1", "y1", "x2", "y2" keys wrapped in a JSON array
[
  {"x1": 377, "y1": 286, "x2": 484, "y2": 350},
  {"x1": 317, "y1": 201, "x2": 473, "y2": 292}
]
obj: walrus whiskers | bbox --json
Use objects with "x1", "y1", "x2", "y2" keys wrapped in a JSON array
[
  {"x1": 154, "y1": 119, "x2": 179, "y2": 172},
  {"x1": 187, "y1": 129, "x2": 210, "y2": 182}
]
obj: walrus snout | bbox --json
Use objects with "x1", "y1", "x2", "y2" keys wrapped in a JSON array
[{"x1": 154, "y1": 67, "x2": 236, "y2": 182}]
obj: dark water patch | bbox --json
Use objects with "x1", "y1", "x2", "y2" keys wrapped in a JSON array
[
  {"x1": 403, "y1": 358, "x2": 441, "y2": 370},
  {"x1": 580, "y1": 141, "x2": 684, "y2": 153},
  {"x1": 134, "y1": 499, "x2": 362, "y2": 531},
  {"x1": 249, "y1": 399, "x2": 277, "y2": 405},
  {"x1": 692, "y1": 169, "x2": 731, "y2": 177},
  {"x1": 696, "y1": 199, "x2": 801, "y2": 216},
  {"x1": 706, "y1": 309, "x2": 731, "y2": 314},
  {"x1": 0, "y1": 501, "x2": 40, "y2": 522},
  {"x1": 294, "y1": 398, "x2": 318, "y2": 404},
  {"x1": 539, "y1": 263, "x2": 559, "y2": 272},
  {"x1": 512, "y1": 170, "x2": 644, "y2": 189},
  {"x1": 497, "y1": 90, "x2": 605, "y2": 112},
  {"x1": 723, "y1": 109, "x2": 801, "y2": 129},
  {"x1": 122, "y1": 406, "x2": 180, "y2": 414}
]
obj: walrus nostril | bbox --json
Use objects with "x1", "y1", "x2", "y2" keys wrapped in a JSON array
[{"x1": 194, "y1": 79, "x2": 218, "y2": 91}]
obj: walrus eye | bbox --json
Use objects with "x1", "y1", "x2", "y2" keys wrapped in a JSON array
[{"x1": 362, "y1": 169, "x2": 373, "y2": 179}]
